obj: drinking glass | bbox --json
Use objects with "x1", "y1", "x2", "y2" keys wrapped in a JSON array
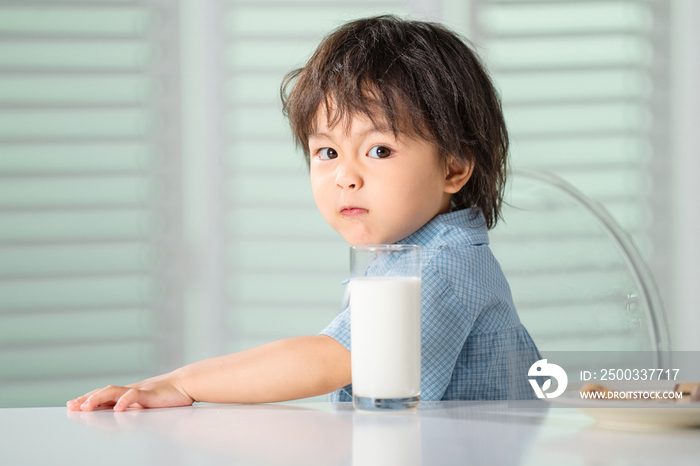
[{"x1": 350, "y1": 244, "x2": 421, "y2": 410}]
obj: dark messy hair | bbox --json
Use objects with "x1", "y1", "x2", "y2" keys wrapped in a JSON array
[{"x1": 280, "y1": 15, "x2": 508, "y2": 229}]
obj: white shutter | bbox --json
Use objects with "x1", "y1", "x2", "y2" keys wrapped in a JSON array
[
  {"x1": 0, "y1": 1, "x2": 183, "y2": 407},
  {"x1": 471, "y1": 0, "x2": 671, "y2": 348},
  {"x1": 473, "y1": 0, "x2": 668, "y2": 249}
]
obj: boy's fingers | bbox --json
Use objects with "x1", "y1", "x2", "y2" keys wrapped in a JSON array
[
  {"x1": 114, "y1": 389, "x2": 151, "y2": 412},
  {"x1": 66, "y1": 388, "x2": 101, "y2": 410},
  {"x1": 79, "y1": 385, "x2": 129, "y2": 411},
  {"x1": 66, "y1": 380, "x2": 150, "y2": 409}
]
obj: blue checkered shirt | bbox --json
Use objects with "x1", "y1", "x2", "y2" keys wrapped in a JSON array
[{"x1": 319, "y1": 208, "x2": 540, "y2": 401}]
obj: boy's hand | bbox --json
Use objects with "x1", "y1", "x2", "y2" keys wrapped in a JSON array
[
  {"x1": 67, "y1": 336, "x2": 350, "y2": 408},
  {"x1": 66, "y1": 372, "x2": 194, "y2": 412}
]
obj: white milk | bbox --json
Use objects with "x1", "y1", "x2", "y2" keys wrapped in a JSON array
[{"x1": 350, "y1": 276, "x2": 421, "y2": 399}]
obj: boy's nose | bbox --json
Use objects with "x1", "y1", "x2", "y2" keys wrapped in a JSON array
[{"x1": 335, "y1": 163, "x2": 363, "y2": 190}]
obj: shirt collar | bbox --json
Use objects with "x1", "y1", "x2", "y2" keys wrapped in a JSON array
[
  {"x1": 397, "y1": 207, "x2": 489, "y2": 248},
  {"x1": 342, "y1": 208, "x2": 489, "y2": 284}
]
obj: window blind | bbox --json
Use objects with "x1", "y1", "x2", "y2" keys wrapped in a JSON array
[
  {"x1": 471, "y1": 0, "x2": 671, "y2": 349},
  {"x1": 0, "y1": 0, "x2": 182, "y2": 407}
]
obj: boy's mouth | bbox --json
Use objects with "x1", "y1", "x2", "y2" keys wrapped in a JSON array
[{"x1": 340, "y1": 207, "x2": 369, "y2": 217}]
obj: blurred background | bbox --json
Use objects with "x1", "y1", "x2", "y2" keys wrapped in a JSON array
[{"x1": 0, "y1": 0, "x2": 698, "y2": 408}]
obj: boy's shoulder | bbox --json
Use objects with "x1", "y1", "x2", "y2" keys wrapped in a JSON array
[
  {"x1": 421, "y1": 226, "x2": 518, "y2": 334},
  {"x1": 413, "y1": 210, "x2": 511, "y2": 307},
  {"x1": 424, "y1": 238, "x2": 502, "y2": 296},
  {"x1": 395, "y1": 208, "x2": 508, "y2": 299}
]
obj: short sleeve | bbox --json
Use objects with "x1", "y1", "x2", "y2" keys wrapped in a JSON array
[
  {"x1": 319, "y1": 306, "x2": 351, "y2": 351},
  {"x1": 419, "y1": 262, "x2": 480, "y2": 401}
]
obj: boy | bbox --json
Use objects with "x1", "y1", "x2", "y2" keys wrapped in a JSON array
[{"x1": 68, "y1": 15, "x2": 538, "y2": 412}]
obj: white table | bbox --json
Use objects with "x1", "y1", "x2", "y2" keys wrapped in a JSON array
[{"x1": 1, "y1": 401, "x2": 699, "y2": 465}]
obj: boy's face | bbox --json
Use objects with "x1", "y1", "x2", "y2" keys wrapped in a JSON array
[{"x1": 308, "y1": 111, "x2": 465, "y2": 245}]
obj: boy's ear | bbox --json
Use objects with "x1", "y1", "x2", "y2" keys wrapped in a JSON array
[{"x1": 443, "y1": 156, "x2": 474, "y2": 194}]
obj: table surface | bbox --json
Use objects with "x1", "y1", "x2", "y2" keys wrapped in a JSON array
[{"x1": 1, "y1": 401, "x2": 699, "y2": 466}]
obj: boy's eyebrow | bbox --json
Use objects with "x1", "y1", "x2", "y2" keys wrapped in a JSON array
[
  {"x1": 307, "y1": 131, "x2": 333, "y2": 140},
  {"x1": 309, "y1": 126, "x2": 394, "y2": 141}
]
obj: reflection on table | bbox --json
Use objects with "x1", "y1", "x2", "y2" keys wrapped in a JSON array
[{"x1": 1, "y1": 401, "x2": 699, "y2": 465}]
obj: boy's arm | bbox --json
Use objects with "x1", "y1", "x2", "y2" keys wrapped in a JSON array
[
  {"x1": 180, "y1": 335, "x2": 351, "y2": 403},
  {"x1": 68, "y1": 335, "x2": 351, "y2": 411}
]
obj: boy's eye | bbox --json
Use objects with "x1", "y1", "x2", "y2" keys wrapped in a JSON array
[
  {"x1": 367, "y1": 145, "x2": 393, "y2": 159},
  {"x1": 318, "y1": 148, "x2": 338, "y2": 160}
]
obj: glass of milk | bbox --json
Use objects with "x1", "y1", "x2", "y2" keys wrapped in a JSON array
[{"x1": 350, "y1": 244, "x2": 421, "y2": 410}]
